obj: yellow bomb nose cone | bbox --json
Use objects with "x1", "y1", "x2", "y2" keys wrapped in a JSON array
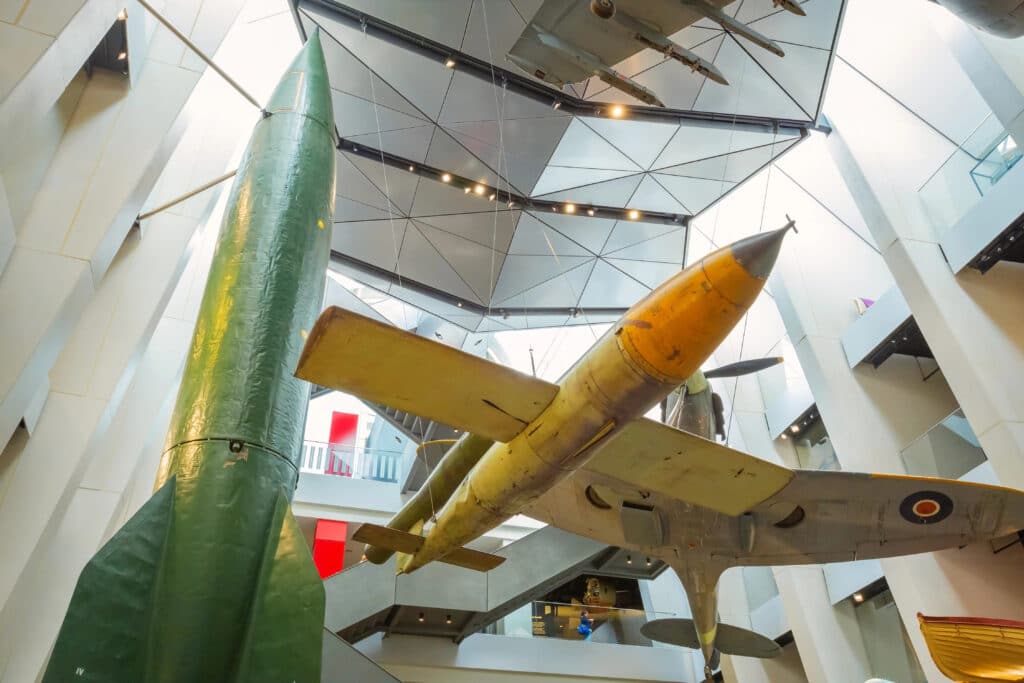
[{"x1": 730, "y1": 225, "x2": 791, "y2": 281}]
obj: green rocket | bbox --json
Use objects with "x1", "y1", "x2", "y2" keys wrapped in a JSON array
[{"x1": 44, "y1": 33, "x2": 335, "y2": 683}]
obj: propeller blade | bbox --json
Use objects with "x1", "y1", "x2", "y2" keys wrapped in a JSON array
[{"x1": 704, "y1": 357, "x2": 783, "y2": 379}]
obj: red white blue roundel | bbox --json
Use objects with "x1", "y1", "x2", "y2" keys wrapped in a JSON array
[{"x1": 899, "y1": 491, "x2": 953, "y2": 524}]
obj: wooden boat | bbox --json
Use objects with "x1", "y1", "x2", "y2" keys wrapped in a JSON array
[{"x1": 918, "y1": 613, "x2": 1024, "y2": 682}]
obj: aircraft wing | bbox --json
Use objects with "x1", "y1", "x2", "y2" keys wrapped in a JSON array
[
  {"x1": 726, "y1": 470, "x2": 1024, "y2": 565},
  {"x1": 509, "y1": 0, "x2": 726, "y2": 84},
  {"x1": 295, "y1": 307, "x2": 559, "y2": 443},
  {"x1": 584, "y1": 417, "x2": 795, "y2": 516}
]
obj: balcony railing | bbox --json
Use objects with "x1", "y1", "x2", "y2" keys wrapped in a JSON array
[
  {"x1": 300, "y1": 441, "x2": 404, "y2": 483},
  {"x1": 484, "y1": 601, "x2": 675, "y2": 647},
  {"x1": 919, "y1": 113, "x2": 1022, "y2": 234}
]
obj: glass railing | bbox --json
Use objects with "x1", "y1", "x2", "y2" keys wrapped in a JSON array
[
  {"x1": 299, "y1": 441, "x2": 405, "y2": 483},
  {"x1": 742, "y1": 566, "x2": 780, "y2": 612},
  {"x1": 919, "y1": 113, "x2": 1022, "y2": 234},
  {"x1": 484, "y1": 601, "x2": 676, "y2": 646},
  {"x1": 899, "y1": 409, "x2": 986, "y2": 479}
]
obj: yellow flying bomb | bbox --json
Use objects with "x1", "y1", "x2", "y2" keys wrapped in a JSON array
[{"x1": 297, "y1": 222, "x2": 794, "y2": 573}]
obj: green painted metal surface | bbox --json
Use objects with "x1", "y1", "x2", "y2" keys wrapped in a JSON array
[{"x1": 44, "y1": 32, "x2": 335, "y2": 683}]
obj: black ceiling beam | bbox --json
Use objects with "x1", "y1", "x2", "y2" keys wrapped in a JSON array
[
  {"x1": 330, "y1": 249, "x2": 630, "y2": 319},
  {"x1": 295, "y1": 0, "x2": 816, "y2": 135},
  {"x1": 339, "y1": 137, "x2": 690, "y2": 226}
]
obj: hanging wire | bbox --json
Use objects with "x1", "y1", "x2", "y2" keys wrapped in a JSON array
[
  {"x1": 363, "y1": 21, "x2": 410, "y2": 332},
  {"x1": 478, "y1": 0, "x2": 506, "y2": 319}
]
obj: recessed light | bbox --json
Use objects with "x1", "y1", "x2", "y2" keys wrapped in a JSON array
[
  {"x1": 441, "y1": 173, "x2": 451, "y2": 183},
  {"x1": 552, "y1": 100, "x2": 562, "y2": 110},
  {"x1": 564, "y1": 203, "x2": 576, "y2": 214},
  {"x1": 117, "y1": 51, "x2": 127, "y2": 60},
  {"x1": 418, "y1": 612, "x2": 426, "y2": 622},
  {"x1": 627, "y1": 209, "x2": 640, "y2": 220},
  {"x1": 117, "y1": 8, "x2": 127, "y2": 20},
  {"x1": 474, "y1": 184, "x2": 486, "y2": 195},
  {"x1": 408, "y1": 165, "x2": 415, "y2": 172},
  {"x1": 626, "y1": 555, "x2": 632, "y2": 565},
  {"x1": 444, "y1": 57, "x2": 456, "y2": 68},
  {"x1": 853, "y1": 593, "x2": 864, "y2": 603},
  {"x1": 609, "y1": 104, "x2": 625, "y2": 118},
  {"x1": 790, "y1": 424, "x2": 800, "y2": 433},
  {"x1": 587, "y1": 208, "x2": 595, "y2": 216}
]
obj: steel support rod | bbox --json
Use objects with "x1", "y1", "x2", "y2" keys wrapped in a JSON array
[
  {"x1": 137, "y1": 169, "x2": 237, "y2": 221},
  {"x1": 136, "y1": 0, "x2": 264, "y2": 112}
]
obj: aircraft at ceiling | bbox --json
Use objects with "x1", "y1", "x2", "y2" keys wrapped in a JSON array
[{"x1": 290, "y1": 0, "x2": 845, "y2": 333}]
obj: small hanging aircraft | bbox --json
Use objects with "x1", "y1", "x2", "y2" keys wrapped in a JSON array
[
  {"x1": 296, "y1": 222, "x2": 1024, "y2": 681},
  {"x1": 505, "y1": 0, "x2": 805, "y2": 106}
]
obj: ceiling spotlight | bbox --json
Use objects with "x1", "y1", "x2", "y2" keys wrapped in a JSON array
[
  {"x1": 489, "y1": 193, "x2": 496, "y2": 201},
  {"x1": 507, "y1": 201, "x2": 515, "y2": 208},
  {"x1": 117, "y1": 51, "x2": 128, "y2": 60},
  {"x1": 456, "y1": 301, "x2": 463, "y2": 308},
  {"x1": 446, "y1": 614, "x2": 453, "y2": 625},
  {"x1": 626, "y1": 555, "x2": 632, "y2": 565},
  {"x1": 418, "y1": 612, "x2": 426, "y2": 622},
  {"x1": 609, "y1": 104, "x2": 626, "y2": 118},
  {"x1": 117, "y1": 8, "x2": 127, "y2": 20},
  {"x1": 464, "y1": 186, "x2": 471, "y2": 194},
  {"x1": 780, "y1": 433, "x2": 788, "y2": 440},
  {"x1": 645, "y1": 557, "x2": 652, "y2": 567},
  {"x1": 408, "y1": 165, "x2": 415, "y2": 172},
  {"x1": 790, "y1": 424, "x2": 800, "y2": 434},
  {"x1": 444, "y1": 57, "x2": 456, "y2": 68},
  {"x1": 474, "y1": 184, "x2": 486, "y2": 195},
  {"x1": 552, "y1": 100, "x2": 562, "y2": 110},
  {"x1": 551, "y1": 205, "x2": 558, "y2": 212},
  {"x1": 586, "y1": 208, "x2": 595, "y2": 216},
  {"x1": 564, "y1": 203, "x2": 576, "y2": 214},
  {"x1": 627, "y1": 209, "x2": 640, "y2": 220},
  {"x1": 853, "y1": 593, "x2": 864, "y2": 604},
  {"x1": 441, "y1": 173, "x2": 452, "y2": 183}
]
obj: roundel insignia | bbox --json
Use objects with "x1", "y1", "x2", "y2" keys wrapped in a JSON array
[{"x1": 899, "y1": 491, "x2": 953, "y2": 524}]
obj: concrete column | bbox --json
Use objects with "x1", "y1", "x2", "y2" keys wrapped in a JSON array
[
  {"x1": 827, "y1": 115, "x2": 1024, "y2": 491},
  {"x1": 927, "y1": 8, "x2": 1024, "y2": 141}
]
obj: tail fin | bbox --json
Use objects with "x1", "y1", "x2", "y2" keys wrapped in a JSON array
[
  {"x1": 43, "y1": 481, "x2": 325, "y2": 683},
  {"x1": 641, "y1": 618, "x2": 781, "y2": 659},
  {"x1": 354, "y1": 523, "x2": 504, "y2": 573}
]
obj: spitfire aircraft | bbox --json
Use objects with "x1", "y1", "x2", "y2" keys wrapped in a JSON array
[
  {"x1": 296, "y1": 224, "x2": 1024, "y2": 681},
  {"x1": 505, "y1": 0, "x2": 806, "y2": 106}
]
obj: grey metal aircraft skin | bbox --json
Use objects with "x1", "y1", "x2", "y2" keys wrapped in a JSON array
[
  {"x1": 506, "y1": 0, "x2": 802, "y2": 106},
  {"x1": 528, "y1": 373, "x2": 1024, "y2": 679},
  {"x1": 931, "y1": 0, "x2": 1024, "y2": 38}
]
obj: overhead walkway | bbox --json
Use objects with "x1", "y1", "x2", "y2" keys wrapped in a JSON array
[
  {"x1": 840, "y1": 286, "x2": 933, "y2": 369},
  {"x1": 324, "y1": 525, "x2": 667, "y2": 644}
]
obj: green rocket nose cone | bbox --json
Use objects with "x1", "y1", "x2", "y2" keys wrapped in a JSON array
[{"x1": 266, "y1": 29, "x2": 334, "y2": 133}]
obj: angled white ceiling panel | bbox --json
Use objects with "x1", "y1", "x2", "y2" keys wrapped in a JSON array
[
  {"x1": 415, "y1": 209, "x2": 518, "y2": 252},
  {"x1": 531, "y1": 166, "x2": 638, "y2": 197},
  {"x1": 628, "y1": 175, "x2": 690, "y2": 214},
  {"x1": 331, "y1": 90, "x2": 429, "y2": 137},
  {"x1": 461, "y1": 0, "x2": 527, "y2": 66},
  {"x1": 493, "y1": 258, "x2": 595, "y2": 308},
  {"x1": 538, "y1": 174, "x2": 644, "y2": 207},
  {"x1": 653, "y1": 173, "x2": 736, "y2": 214},
  {"x1": 534, "y1": 212, "x2": 617, "y2": 254},
  {"x1": 320, "y1": 0, "x2": 473, "y2": 54},
  {"x1": 343, "y1": 152, "x2": 421, "y2": 215},
  {"x1": 604, "y1": 228, "x2": 686, "y2": 263},
  {"x1": 491, "y1": 253, "x2": 593, "y2": 302},
  {"x1": 605, "y1": 258, "x2": 683, "y2": 289},
  {"x1": 415, "y1": 220, "x2": 506, "y2": 302},
  {"x1": 334, "y1": 197, "x2": 402, "y2": 222},
  {"x1": 602, "y1": 220, "x2": 679, "y2": 254},
  {"x1": 579, "y1": 259, "x2": 651, "y2": 308},
  {"x1": 425, "y1": 128, "x2": 502, "y2": 187},
  {"x1": 546, "y1": 119, "x2": 641, "y2": 171},
  {"x1": 398, "y1": 223, "x2": 483, "y2": 304},
  {"x1": 652, "y1": 125, "x2": 792, "y2": 170},
  {"x1": 507, "y1": 212, "x2": 591, "y2": 256},
  {"x1": 332, "y1": 218, "x2": 408, "y2": 270},
  {"x1": 581, "y1": 118, "x2": 679, "y2": 171},
  {"x1": 348, "y1": 125, "x2": 435, "y2": 164},
  {"x1": 692, "y1": 38, "x2": 806, "y2": 120}
]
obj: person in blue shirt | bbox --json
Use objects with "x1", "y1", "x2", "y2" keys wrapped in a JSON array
[{"x1": 578, "y1": 609, "x2": 593, "y2": 641}]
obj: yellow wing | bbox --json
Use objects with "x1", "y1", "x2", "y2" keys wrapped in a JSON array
[
  {"x1": 584, "y1": 418, "x2": 795, "y2": 516},
  {"x1": 295, "y1": 307, "x2": 559, "y2": 443}
]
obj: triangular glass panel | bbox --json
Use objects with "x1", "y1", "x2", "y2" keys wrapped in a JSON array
[
  {"x1": 398, "y1": 223, "x2": 482, "y2": 303},
  {"x1": 743, "y1": 0, "x2": 840, "y2": 51},
  {"x1": 415, "y1": 221, "x2": 507, "y2": 303},
  {"x1": 629, "y1": 175, "x2": 690, "y2": 214},
  {"x1": 602, "y1": 220, "x2": 680, "y2": 255},
  {"x1": 605, "y1": 229, "x2": 686, "y2": 264},
  {"x1": 415, "y1": 210, "x2": 518, "y2": 253},
  {"x1": 538, "y1": 174, "x2": 644, "y2": 207},
  {"x1": 652, "y1": 123, "x2": 785, "y2": 170},
  {"x1": 653, "y1": 174, "x2": 734, "y2": 215},
  {"x1": 491, "y1": 254, "x2": 594, "y2": 302},
  {"x1": 580, "y1": 259, "x2": 652, "y2": 308},
  {"x1": 605, "y1": 259, "x2": 683, "y2": 289},
  {"x1": 534, "y1": 211, "x2": 617, "y2": 254},
  {"x1": 508, "y1": 212, "x2": 590, "y2": 256},
  {"x1": 331, "y1": 219, "x2": 408, "y2": 271},
  {"x1": 547, "y1": 119, "x2": 641, "y2": 171},
  {"x1": 582, "y1": 119, "x2": 679, "y2": 171},
  {"x1": 692, "y1": 37, "x2": 807, "y2": 120}
]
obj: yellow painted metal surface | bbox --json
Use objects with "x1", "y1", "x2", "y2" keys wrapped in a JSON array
[
  {"x1": 617, "y1": 242, "x2": 768, "y2": 384},
  {"x1": 296, "y1": 307, "x2": 559, "y2": 442},
  {"x1": 919, "y1": 614, "x2": 1024, "y2": 682},
  {"x1": 584, "y1": 418, "x2": 794, "y2": 516}
]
